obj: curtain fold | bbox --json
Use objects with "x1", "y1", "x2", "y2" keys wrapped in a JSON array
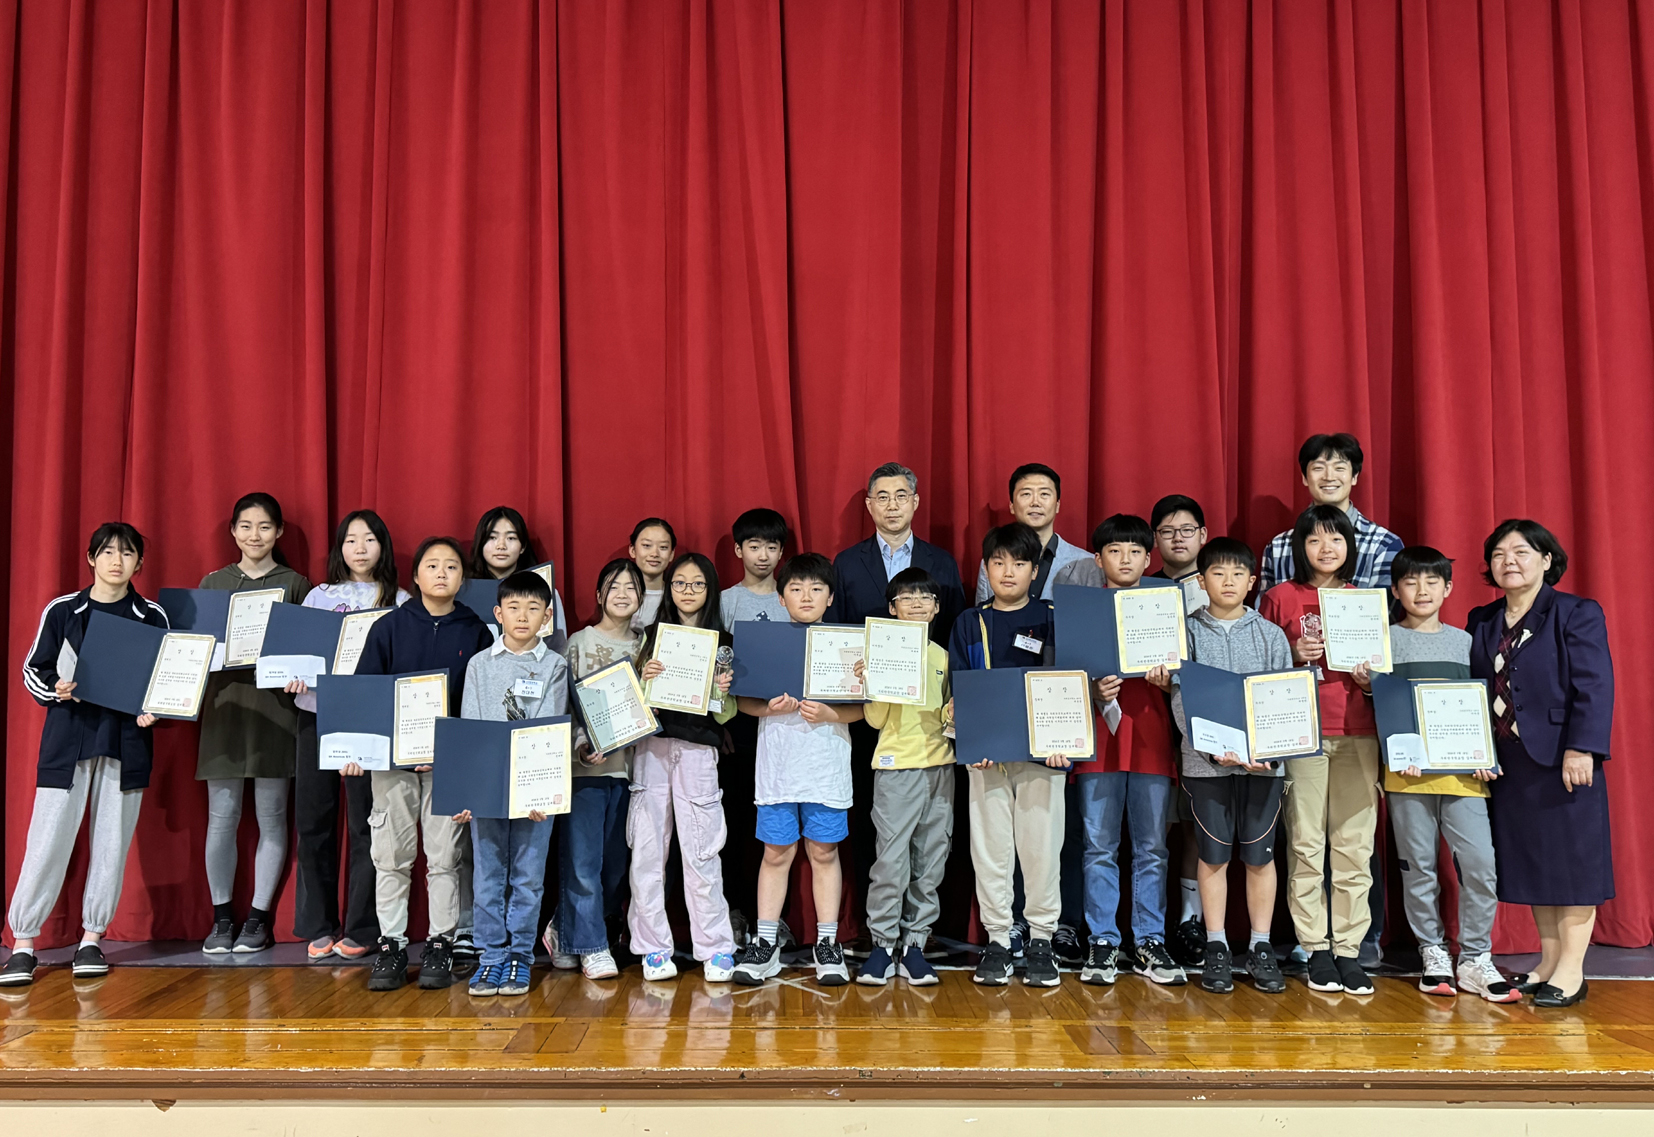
[{"x1": 5, "y1": 0, "x2": 1650, "y2": 952}]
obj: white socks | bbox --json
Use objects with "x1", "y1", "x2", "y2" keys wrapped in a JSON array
[{"x1": 1180, "y1": 878, "x2": 1202, "y2": 922}]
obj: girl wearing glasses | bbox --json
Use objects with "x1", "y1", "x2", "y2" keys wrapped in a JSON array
[{"x1": 631, "y1": 553, "x2": 739, "y2": 982}]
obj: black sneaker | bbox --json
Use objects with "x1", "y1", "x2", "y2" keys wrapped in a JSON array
[
  {"x1": 71, "y1": 943, "x2": 109, "y2": 978},
  {"x1": 1130, "y1": 938, "x2": 1188, "y2": 986},
  {"x1": 201, "y1": 918, "x2": 235, "y2": 955},
  {"x1": 1023, "y1": 938, "x2": 1061, "y2": 987},
  {"x1": 368, "y1": 938, "x2": 409, "y2": 991},
  {"x1": 232, "y1": 916, "x2": 272, "y2": 954},
  {"x1": 1171, "y1": 916, "x2": 1207, "y2": 968},
  {"x1": 1200, "y1": 941, "x2": 1233, "y2": 993},
  {"x1": 418, "y1": 937, "x2": 455, "y2": 989},
  {"x1": 1245, "y1": 944, "x2": 1286, "y2": 993},
  {"x1": 0, "y1": 951, "x2": 38, "y2": 986},
  {"x1": 732, "y1": 939, "x2": 782, "y2": 985},
  {"x1": 1336, "y1": 955, "x2": 1374, "y2": 995},
  {"x1": 974, "y1": 942, "x2": 1014, "y2": 986},
  {"x1": 1080, "y1": 941, "x2": 1119, "y2": 986},
  {"x1": 1306, "y1": 949, "x2": 1343, "y2": 992},
  {"x1": 1052, "y1": 924, "x2": 1084, "y2": 965},
  {"x1": 813, "y1": 941, "x2": 850, "y2": 986}
]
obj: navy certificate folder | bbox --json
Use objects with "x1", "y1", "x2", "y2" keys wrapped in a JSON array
[
  {"x1": 952, "y1": 667, "x2": 1038, "y2": 765},
  {"x1": 261, "y1": 603, "x2": 346, "y2": 663},
  {"x1": 1370, "y1": 669, "x2": 1485, "y2": 767},
  {"x1": 314, "y1": 674, "x2": 396, "y2": 738},
  {"x1": 74, "y1": 611, "x2": 201, "y2": 719},
  {"x1": 729, "y1": 620, "x2": 808, "y2": 700},
  {"x1": 431, "y1": 715, "x2": 570, "y2": 818},
  {"x1": 1176, "y1": 660, "x2": 1323, "y2": 761},
  {"x1": 158, "y1": 588, "x2": 230, "y2": 638},
  {"x1": 458, "y1": 578, "x2": 501, "y2": 626},
  {"x1": 1052, "y1": 579, "x2": 1181, "y2": 678}
]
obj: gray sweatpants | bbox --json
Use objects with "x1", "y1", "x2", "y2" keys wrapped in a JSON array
[
  {"x1": 866, "y1": 765, "x2": 955, "y2": 950},
  {"x1": 7, "y1": 757, "x2": 143, "y2": 939},
  {"x1": 1388, "y1": 791, "x2": 1499, "y2": 957}
]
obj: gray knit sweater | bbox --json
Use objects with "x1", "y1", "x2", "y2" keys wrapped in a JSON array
[
  {"x1": 1170, "y1": 606, "x2": 1293, "y2": 779},
  {"x1": 460, "y1": 639, "x2": 570, "y2": 723}
]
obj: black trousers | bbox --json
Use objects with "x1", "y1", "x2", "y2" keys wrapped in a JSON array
[{"x1": 293, "y1": 712, "x2": 380, "y2": 944}]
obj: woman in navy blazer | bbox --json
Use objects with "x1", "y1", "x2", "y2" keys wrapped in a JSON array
[{"x1": 1467, "y1": 519, "x2": 1614, "y2": 1008}]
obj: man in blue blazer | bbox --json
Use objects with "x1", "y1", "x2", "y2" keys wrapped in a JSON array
[{"x1": 828, "y1": 462, "x2": 967, "y2": 641}]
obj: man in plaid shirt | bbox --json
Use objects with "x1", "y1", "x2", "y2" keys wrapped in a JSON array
[{"x1": 1257, "y1": 433, "x2": 1404, "y2": 593}]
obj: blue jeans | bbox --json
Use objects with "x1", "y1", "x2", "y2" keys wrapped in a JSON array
[
  {"x1": 1078, "y1": 771, "x2": 1173, "y2": 946},
  {"x1": 471, "y1": 816, "x2": 554, "y2": 967},
  {"x1": 557, "y1": 777, "x2": 630, "y2": 955}
]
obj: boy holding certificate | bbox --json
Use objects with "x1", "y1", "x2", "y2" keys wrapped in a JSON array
[
  {"x1": 732, "y1": 553, "x2": 864, "y2": 987},
  {"x1": 1384, "y1": 547, "x2": 1514, "y2": 1003},
  {"x1": 1166, "y1": 538, "x2": 1293, "y2": 995},
  {"x1": 851, "y1": 568, "x2": 953, "y2": 987},
  {"x1": 1258, "y1": 506, "x2": 1382, "y2": 995},
  {"x1": 457, "y1": 571, "x2": 568, "y2": 997},
  {"x1": 556, "y1": 558, "x2": 648, "y2": 980},
  {"x1": 3, "y1": 524, "x2": 168, "y2": 986},
  {"x1": 1072, "y1": 516, "x2": 1185, "y2": 987},
  {"x1": 947, "y1": 523, "x2": 1066, "y2": 988},
  {"x1": 357, "y1": 537, "x2": 494, "y2": 992}
]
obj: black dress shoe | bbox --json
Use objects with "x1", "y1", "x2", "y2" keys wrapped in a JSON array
[
  {"x1": 1532, "y1": 980, "x2": 1588, "y2": 1008},
  {"x1": 1509, "y1": 972, "x2": 1547, "y2": 995}
]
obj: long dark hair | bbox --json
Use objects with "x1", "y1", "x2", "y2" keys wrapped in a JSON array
[
  {"x1": 593, "y1": 558, "x2": 645, "y2": 624},
  {"x1": 230, "y1": 491, "x2": 290, "y2": 567},
  {"x1": 470, "y1": 506, "x2": 535, "y2": 579},
  {"x1": 325, "y1": 509, "x2": 400, "y2": 607},
  {"x1": 641, "y1": 552, "x2": 725, "y2": 661}
]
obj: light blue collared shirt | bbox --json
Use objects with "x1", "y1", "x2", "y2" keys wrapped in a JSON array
[{"x1": 879, "y1": 534, "x2": 915, "y2": 580}]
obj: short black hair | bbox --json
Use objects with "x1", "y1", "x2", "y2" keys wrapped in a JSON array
[
  {"x1": 411, "y1": 536, "x2": 468, "y2": 583},
  {"x1": 1290, "y1": 505, "x2": 1357, "y2": 585},
  {"x1": 1482, "y1": 519, "x2": 1568, "y2": 587},
  {"x1": 595, "y1": 557, "x2": 645, "y2": 608},
  {"x1": 1090, "y1": 513, "x2": 1153, "y2": 553},
  {"x1": 1297, "y1": 433, "x2": 1365, "y2": 477},
  {"x1": 982, "y1": 522, "x2": 1042, "y2": 564},
  {"x1": 1197, "y1": 537, "x2": 1256, "y2": 576},
  {"x1": 88, "y1": 522, "x2": 145, "y2": 562},
  {"x1": 1150, "y1": 494, "x2": 1205, "y2": 531},
  {"x1": 496, "y1": 569, "x2": 552, "y2": 608},
  {"x1": 732, "y1": 508, "x2": 789, "y2": 547},
  {"x1": 867, "y1": 462, "x2": 918, "y2": 495},
  {"x1": 778, "y1": 552, "x2": 836, "y2": 592},
  {"x1": 1008, "y1": 463, "x2": 1061, "y2": 499},
  {"x1": 885, "y1": 567, "x2": 939, "y2": 606},
  {"x1": 1392, "y1": 545, "x2": 1454, "y2": 584},
  {"x1": 630, "y1": 517, "x2": 677, "y2": 547}
]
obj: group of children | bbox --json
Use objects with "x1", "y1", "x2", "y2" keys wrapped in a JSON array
[{"x1": 2, "y1": 434, "x2": 1519, "y2": 1007}]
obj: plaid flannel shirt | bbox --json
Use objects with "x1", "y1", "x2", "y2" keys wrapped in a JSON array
[{"x1": 1257, "y1": 504, "x2": 1404, "y2": 592}]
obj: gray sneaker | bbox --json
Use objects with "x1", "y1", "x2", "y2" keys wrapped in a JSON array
[
  {"x1": 232, "y1": 916, "x2": 272, "y2": 954},
  {"x1": 202, "y1": 918, "x2": 236, "y2": 955}
]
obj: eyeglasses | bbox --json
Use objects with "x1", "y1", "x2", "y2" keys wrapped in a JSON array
[
  {"x1": 1155, "y1": 525, "x2": 1202, "y2": 540},
  {"x1": 670, "y1": 580, "x2": 708, "y2": 594},
  {"x1": 871, "y1": 492, "x2": 914, "y2": 507}
]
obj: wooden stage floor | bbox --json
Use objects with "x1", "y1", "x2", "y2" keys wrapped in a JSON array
[{"x1": 4, "y1": 961, "x2": 1654, "y2": 1101}]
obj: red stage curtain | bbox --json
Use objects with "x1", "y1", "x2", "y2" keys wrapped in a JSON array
[{"x1": 4, "y1": 0, "x2": 1651, "y2": 952}]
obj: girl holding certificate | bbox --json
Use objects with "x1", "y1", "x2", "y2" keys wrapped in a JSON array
[
  {"x1": 286, "y1": 510, "x2": 409, "y2": 962},
  {"x1": 2, "y1": 524, "x2": 168, "y2": 987},
  {"x1": 197, "y1": 493, "x2": 312, "y2": 957},
  {"x1": 469, "y1": 506, "x2": 569, "y2": 651},
  {"x1": 1469, "y1": 520, "x2": 1615, "y2": 1008},
  {"x1": 633, "y1": 553, "x2": 740, "y2": 983},
  {"x1": 1258, "y1": 505, "x2": 1381, "y2": 996},
  {"x1": 555, "y1": 558, "x2": 648, "y2": 980}
]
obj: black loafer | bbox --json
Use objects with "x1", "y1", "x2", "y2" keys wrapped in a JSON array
[
  {"x1": 1532, "y1": 980, "x2": 1588, "y2": 1008},
  {"x1": 1509, "y1": 972, "x2": 1547, "y2": 995}
]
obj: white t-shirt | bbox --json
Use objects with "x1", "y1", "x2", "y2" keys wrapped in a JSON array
[
  {"x1": 631, "y1": 589, "x2": 665, "y2": 632},
  {"x1": 754, "y1": 711, "x2": 853, "y2": 809}
]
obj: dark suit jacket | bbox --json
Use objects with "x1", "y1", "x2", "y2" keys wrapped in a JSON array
[
  {"x1": 829, "y1": 535, "x2": 968, "y2": 646},
  {"x1": 1467, "y1": 584, "x2": 1614, "y2": 765}
]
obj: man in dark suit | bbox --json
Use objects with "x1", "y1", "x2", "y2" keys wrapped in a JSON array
[
  {"x1": 829, "y1": 462, "x2": 968, "y2": 951},
  {"x1": 829, "y1": 463, "x2": 967, "y2": 637}
]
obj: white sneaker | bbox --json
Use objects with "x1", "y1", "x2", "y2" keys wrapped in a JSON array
[
  {"x1": 1418, "y1": 943, "x2": 1456, "y2": 996},
  {"x1": 703, "y1": 952, "x2": 736, "y2": 982},
  {"x1": 542, "y1": 922, "x2": 578, "y2": 970},
  {"x1": 813, "y1": 940, "x2": 850, "y2": 987},
  {"x1": 642, "y1": 950, "x2": 678, "y2": 981},
  {"x1": 1457, "y1": 952, "x2": 1522, "y2": 1003},
  {"x1": 581, "y1": 949, "x2": 619, "y2": 980}
]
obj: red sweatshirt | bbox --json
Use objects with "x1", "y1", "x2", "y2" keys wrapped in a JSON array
[
  {"x1": 1256, "y1": 581, "x2": 1376, "y2": 736},
  {"x1": 1072, "y1": 676, "x2": 1178, "y2": 777}
]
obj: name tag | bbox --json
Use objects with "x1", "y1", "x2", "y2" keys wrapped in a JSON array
[
  {"x1": 1013, "y1": 634, "x2": 1044, "y2": 655},
  {"x1": 877, "y1": 754, "x2": 897, "y2": 768},
  {"x1": 512, "y1": 678, "x2": 545, "y2": 700},
  {"x1": 709, "y1": 696, "x2": 724, "y2": 715}
]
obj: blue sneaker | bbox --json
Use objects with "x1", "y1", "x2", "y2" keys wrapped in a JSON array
[
  {"x1": 498, "y1": 957, "x2": 531, "y2": 997},
  {"x1": 898, "y1": 944, "x2": 939, "y2": 986},
  {"x1": 469, "y1": 962, "x2": 505, "y2": 997},
  {"x1": 856, "y1": 945, "x2": 894, "y2": 986}
]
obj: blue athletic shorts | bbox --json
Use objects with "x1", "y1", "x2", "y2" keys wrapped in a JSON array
[{"x1": 755, "y1": 801, "x2": 848, "y2": 846}]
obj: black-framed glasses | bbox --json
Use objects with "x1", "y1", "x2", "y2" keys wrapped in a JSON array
[{"x1": 1155, "y1": 525, "x2": 1202, "y2": 540}]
